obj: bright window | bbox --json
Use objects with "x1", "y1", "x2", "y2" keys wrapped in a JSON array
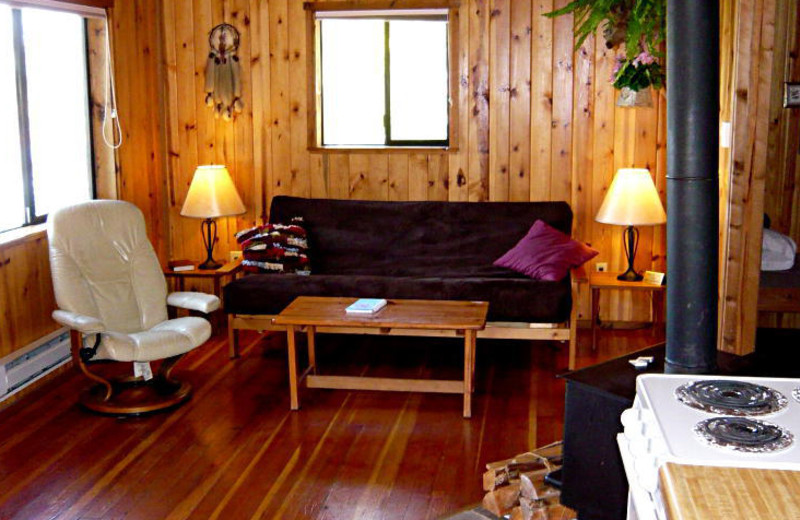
[
  {"x1": 0, "y1": 5, "x2": 93, "y2": 233},
  {"x1": 314, "y1": 8, "x2": 452, "y2": 148}
]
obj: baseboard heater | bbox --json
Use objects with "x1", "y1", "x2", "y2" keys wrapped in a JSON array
[{"x1": 0, "y1": 328, "x2": 70, "y2": 401}]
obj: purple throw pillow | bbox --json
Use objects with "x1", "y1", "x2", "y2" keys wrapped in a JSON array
[{"x1": 494, "y1": 220, "x2": 599, "y2": 281}]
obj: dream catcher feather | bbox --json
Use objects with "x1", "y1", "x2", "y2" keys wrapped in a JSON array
[{"x1": 205, "y1": 23, "x2": 243, "y2": 121}]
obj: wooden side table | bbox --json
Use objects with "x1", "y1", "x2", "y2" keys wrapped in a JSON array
[
  {"x1": 163, "y1": 260, "x2": 241, "y2": 299},
  {"x1": 590, "y1": 271, "x2": 665, "y2": 350},
  {"x1": 163, "y1": 260, "x2": 241, "y2": 328}
]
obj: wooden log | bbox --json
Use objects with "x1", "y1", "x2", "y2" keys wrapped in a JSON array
[{"x1": 482, "y1": 482, "x2": 520, "y2": 516}]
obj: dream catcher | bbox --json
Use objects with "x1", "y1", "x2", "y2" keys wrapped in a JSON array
[{"x1": 204, "y1": 23, "x2": 243, "y2": 121}]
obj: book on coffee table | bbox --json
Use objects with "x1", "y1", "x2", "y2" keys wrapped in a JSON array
[{"x1": 345, "y1": 298, "x2": 388, "y2": 314}]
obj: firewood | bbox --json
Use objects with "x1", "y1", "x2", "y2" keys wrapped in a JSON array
[
  {"x1": 509, "y1": 505, "x2": 527, "y2": 520},
  {"x1": 486, "y1": 453, "x2": 540, "y2": 471},
  {"x1": 483, "y1": 460, "x2": 550, "y2": 490},
  {"x1": 482, "y1": 483, "x2": 521, "y2": 516}
]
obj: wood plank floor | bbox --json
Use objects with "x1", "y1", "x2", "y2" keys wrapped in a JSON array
[{"x1": 0, "y1": 326, "x2": 659, "y2": 520}]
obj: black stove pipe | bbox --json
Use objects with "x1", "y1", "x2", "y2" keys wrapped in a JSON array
[{"x1": 665, "y1": 0, "x2": 719, "y2": 373}]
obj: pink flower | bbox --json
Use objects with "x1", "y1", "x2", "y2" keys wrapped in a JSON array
[{"x1": 633, "y1": 51, "x2": 655, "y2": 67}]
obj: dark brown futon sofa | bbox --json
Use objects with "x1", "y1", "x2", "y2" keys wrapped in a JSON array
[{"x1": 225, "y1": 196, "x2": 583, "y2": 368}]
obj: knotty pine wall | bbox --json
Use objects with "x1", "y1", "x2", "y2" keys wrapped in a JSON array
[
  {"x1": 757, "y1": 0, "x2": 800, "y2": 329},
  {"x1": 149, "y1": 0, "x2": 668, "y2": 323}
]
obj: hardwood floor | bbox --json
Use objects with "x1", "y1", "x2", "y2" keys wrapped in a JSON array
[{"x1": 0, "y1": 326, "x2": 660, "y2": 520}]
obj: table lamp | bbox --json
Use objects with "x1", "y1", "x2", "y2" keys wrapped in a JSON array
[
  {"x1": 595, "y1": 168, "x2": 666, "y2": 282},
  {"x1": 181, "y1": 165, "x2": 246, "y2": 269}
]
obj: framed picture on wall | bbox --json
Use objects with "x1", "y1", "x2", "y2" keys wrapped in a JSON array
[{"x1": 784, "y1": 82, "x2": 800, "y2": 108}]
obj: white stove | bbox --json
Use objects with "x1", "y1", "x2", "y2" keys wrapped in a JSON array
[{"x1": 618, "y1": 374, "x2": 800, "y2": 520}]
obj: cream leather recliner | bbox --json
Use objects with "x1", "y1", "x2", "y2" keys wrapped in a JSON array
[{"x1": 48, "y1": 200, "x2": 220, "y2": 414}]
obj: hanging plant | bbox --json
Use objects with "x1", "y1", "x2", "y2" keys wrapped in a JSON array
[{"x1": 545, "y1": 0, "x2": 666, "y2": 95}]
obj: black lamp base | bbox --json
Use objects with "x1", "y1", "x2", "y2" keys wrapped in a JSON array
[
  {"x1": 198, "y1": 259, "x2": 222, "y2": 270},
  {"x1": 198, "y1": 218, "x2": 221, "y2": 270},
  {"x1": 617, "y1": 268, "x2": 643, "y2": 282},
  {"x1": 617, "y1": 225, "x2": 643, "y2": 282}
]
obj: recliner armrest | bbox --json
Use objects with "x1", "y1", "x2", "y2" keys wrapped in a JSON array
[
  {"x1": 52, "y1": 310, "x2": 106, "y2": 334},
  {"x1": 167, "y1": 292, "x2": 221, "y2": 314}
]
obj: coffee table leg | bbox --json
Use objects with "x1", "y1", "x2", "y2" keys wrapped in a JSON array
[
  {"x1": 307, "y1": 326, "x2": 317, "y2": 374},
  {"x1": 287, "y1": 325, "x2": 300, "y2": 410},
  {"x1": 463, "y1": 329, "x2": 476, "y2": 418}
]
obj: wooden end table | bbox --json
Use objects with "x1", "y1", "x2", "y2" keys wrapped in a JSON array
[
  {"x1": 163, "y1": 260, "x2": 241, "y2": 328},
  {"x1": 273, "y1": 296, "x2": 489, "y2": 418},
  {"x1": 590, "y1": 271, "x2": 665, "y2": 350}
]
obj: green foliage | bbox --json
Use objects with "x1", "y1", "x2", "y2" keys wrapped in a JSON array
[
  {"x1": 545, "y1": 0, "x2": 666, "y2": 61},
  {"x1": 612, "y1": 58, "x2": 665, "y2": 91}
]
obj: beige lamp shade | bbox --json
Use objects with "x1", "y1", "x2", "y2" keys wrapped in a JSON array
[
  {"x1": 595, "y1": 168, "x2": 666, "y2": 226},
  {"x1": 181, "y1": 165, "x2": 246, "y2": 219}
]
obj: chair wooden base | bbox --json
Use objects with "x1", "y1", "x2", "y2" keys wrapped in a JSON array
[
  {"x1": 70, "y1": 330, "x2": 193, "y2": 416},
  {"x1": 79, "y1": 377, "x2": 192, "y2": 416}
]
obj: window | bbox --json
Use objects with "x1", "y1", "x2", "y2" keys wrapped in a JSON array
[
  {"x1": 309, "y1": 5, "x2": 457, "y2": 149},
  {"x1": 0, "y1": 4, "x2": 93, "y2": 233}
]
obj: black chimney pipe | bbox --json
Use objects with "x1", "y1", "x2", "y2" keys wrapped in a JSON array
[{"x1": 665, "y1": 0, "x2": 720, "y2": 373}]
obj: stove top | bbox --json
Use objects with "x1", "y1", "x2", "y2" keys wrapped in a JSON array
[
  {"x1": 675, "y1": 379, "x2": 788, "y2": 416},
  {"x1": 632, "y1": 374, "x2": 800, "y2": 469},
  {"x1": 694, "y1": 416, "x2": 794, "y2": 453}
]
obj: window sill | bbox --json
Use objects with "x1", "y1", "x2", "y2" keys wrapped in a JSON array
[
  {"x1": 308, "y1": 146, "x2": 456, "y2": 154},
  {"x1": 0, "y1": 223, "x2": 48, "y2": 249}
]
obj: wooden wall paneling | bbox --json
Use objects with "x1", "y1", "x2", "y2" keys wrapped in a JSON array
[
  {"x1": 327, "y1": 154, "x2": 350, "y2": 199},
  {"x1": 348, "y1": 154, "x2": 373, "y2": 199},
  {"x1": 719, "y1": 0, "x2": 777, "y2": 354},
  {"x1": 487, "y1": 0, "x2": 509, "y2": 202},
  {"x1": 0, "y1": 234, "x2": 58, "y2": 358},
  {"x1": 269, "y1": 0, "x2": 291, "y2": 199},
  {"x1": 368, "y1": 154, "x2": 390, "y2": 200},
  {"x1": 427, "y1": 154, "x2": 449, "y2": 201},
  {"x1": 0, "y1": 249, "x2": 10, "y2": 358},
  {"x1": 388, "y1": 155, "x2": 409, "y2": 201},
  {"x1": 288, "y1": 0, "x2": 311, "y2": 200},
  {"x1": 590, "y1": 37, "x2": 616, "y2": 276},
  {"x1": 507, "y1": 0, "x2": 530, "y2": 202},
  {"x1": 467, "y1": 0, "x2": 489, "y2": 202},
  {"x1": 109, "y1": 0, "x2": 168, "y2": 261},
  {"x1": 778, "y1": 0, "x2": 799, "y2": 242},
  {"x1": 631, "y1": 100, "x2": 660, "y2": 321},
  {"x1": 570, "y1": 35, "x2": 593, "y2": 321},
  {"x1": 763, "y1": 0, "x2": 789, "y2": 232},
  {"x1": 252, "y1": 0, "x2": 271, "y2": 222},
  {"x1": 408, "y1": 154, "x2": 428, "y2": 200},
  {"x1": 757, "y1": 0, "x2": 799, "y2": 329},
  {"x1": 229, "y1": 0, "x2": 258, "y2": 241},
  {"x1": 529, "y1": 0, "x2": 553, "y2": 202},
  {"x1": 86, "y1": 18, "x2": 117, "y2": 201},
  {"x1": 718, "y1": 0, "x2": 736, "y2": 330},
  {"x1": 171, "y1": 0, "x2": 200, "y2": 263},
  {"x1": 448, "y1": 4, "x2": 469, "y2": 202},
  {"x1": 161, "y1": 0, "x2": 181, "y2": 260},
  {"x1": 549, "y1": 0, "x2": 572, "y2": 204}
]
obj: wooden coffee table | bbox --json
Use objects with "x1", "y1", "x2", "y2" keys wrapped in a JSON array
[{"x1": 273, "y1": 296, "x2": 489, "y2": 418}]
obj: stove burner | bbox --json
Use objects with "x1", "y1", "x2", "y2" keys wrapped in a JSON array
[
  {"x1": 793, "y1": 387, "x2": 800, "y2": 404},
  {"x1": 675, "y1": 379, "x2": 787, "y2": 416},
  {"x1": 694, "y1": 417, "x2": 793, "y2": 453}
]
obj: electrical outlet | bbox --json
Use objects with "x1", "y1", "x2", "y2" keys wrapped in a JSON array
[
  {"x1": 229, "y1": 250, "x2": 243, "y2": 263},
  {"x1": 596, "y1": 262, "x2": 608, "y2": 272}
]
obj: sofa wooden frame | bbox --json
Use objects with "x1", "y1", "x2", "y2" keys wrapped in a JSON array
[{"x1": 227, "y1": 267, "x2": 586, "y2": 370}]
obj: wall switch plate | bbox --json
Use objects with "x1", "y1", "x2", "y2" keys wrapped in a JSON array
[
  {"x1": 229, "y1": 250, "x2": 243, "y2": 263},
  {"x1": 596, "y1": 262, "x2": 608, "y2": 272}
]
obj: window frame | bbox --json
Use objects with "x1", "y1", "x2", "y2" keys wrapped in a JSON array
[
  {"x1": 304, "y1": 0, "x2": 460, "y2": 152},
  {"x1": 2, "y1": 4, "x2": 95, "y2": 232}
]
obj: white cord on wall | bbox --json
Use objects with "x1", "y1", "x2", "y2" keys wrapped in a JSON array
[{"x1": 101, "y1": 16, "x2": 122, "y2": 149}]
